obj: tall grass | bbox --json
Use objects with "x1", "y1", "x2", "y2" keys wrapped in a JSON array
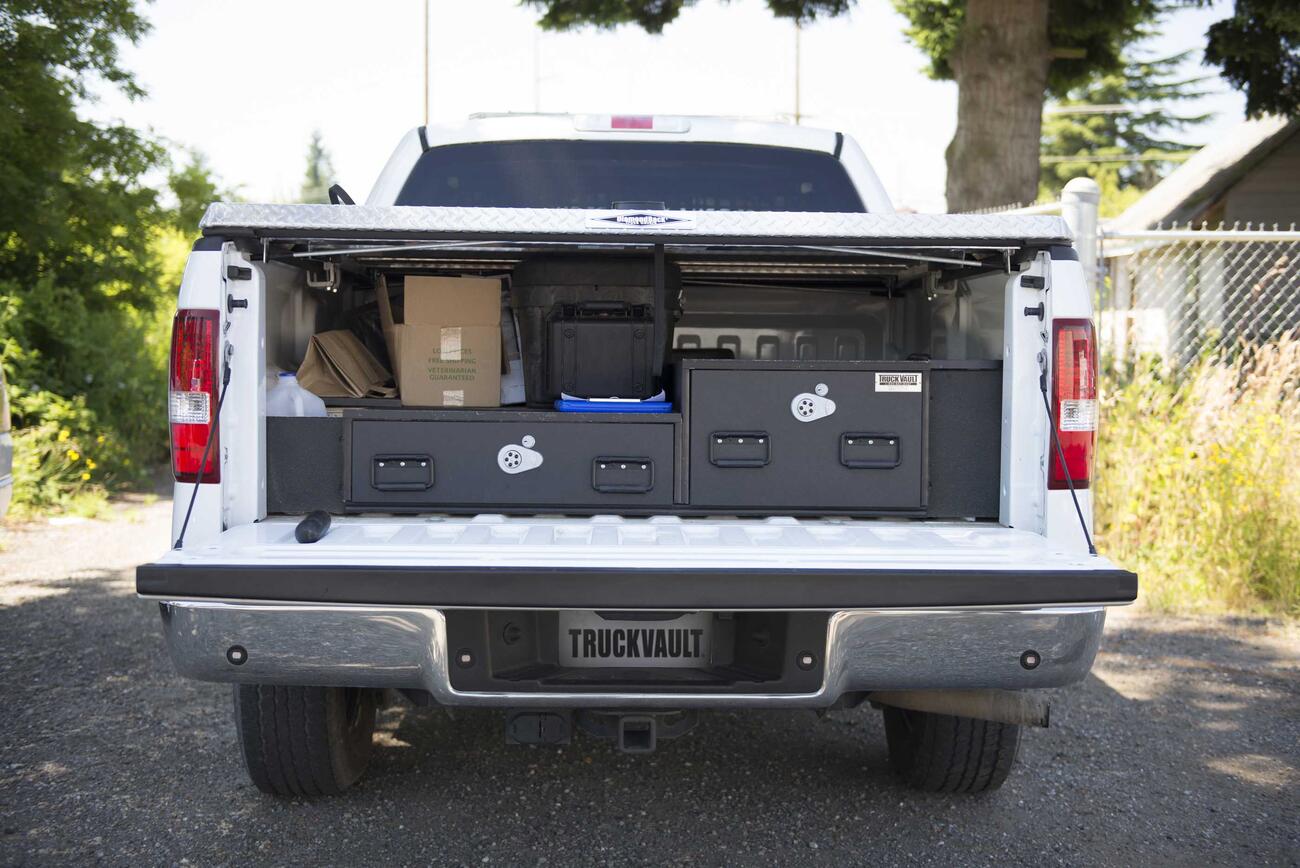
[{"x1": 1095, "y1": 337, "x2": 1300, "y2": 616}]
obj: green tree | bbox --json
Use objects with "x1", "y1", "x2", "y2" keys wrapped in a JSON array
[
  {"x1": 0, "y1": 0, "x2": 166, "y2": 295},
  {"x1": 0, "y1": 0, "x2": 224, "y2": 512},
  {"x1": 894, "y1": 0, "x2": 1167, "y2": 211},
  {"x1": 299, "y1": 130, "x2": 335, "y2": 204},
  {"x1": 1040, "y1": 53, "x2": 1211, "y2": 212},
  {"x1": 523, "y1": 0, "x2": 1300, "y2": 212},
  {"x1": 169, "y1": 149, "x2": 231, "y2": 230},
  {"x1": 1205, "y1": 0, "x2": 1300, "y2": 118}
]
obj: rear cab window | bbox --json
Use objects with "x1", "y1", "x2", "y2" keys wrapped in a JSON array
[{"x1": 395, "y1": 140, "x2": 866, "y2": 212}]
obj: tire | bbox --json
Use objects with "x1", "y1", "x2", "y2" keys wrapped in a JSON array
[
  {"x1": 882, "y1": 706, "x2": 1021, "y2": 794},
  {"x1": 233, "y1": 685, "x2": 378, "y2": 796}
]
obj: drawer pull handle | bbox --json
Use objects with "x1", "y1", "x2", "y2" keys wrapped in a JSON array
[
  {"x1": 709, "y1": 432, "x2": 770, "y2": 468},
  {"x1": 372, "y1": 454, "x2": 434, "y2": 490},
  {"x1": 840, "y1": 433, "x2": 900, "y2": 469},
  {"x1": 592, "y1": 457, "x2": 654, "y2": 493}
]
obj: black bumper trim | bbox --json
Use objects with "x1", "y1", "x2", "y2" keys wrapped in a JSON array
[{"x1": 137, "y1": 563, "x2": 1137, "y2": 610}]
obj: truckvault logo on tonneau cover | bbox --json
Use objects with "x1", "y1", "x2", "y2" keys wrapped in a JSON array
[{"x1": 585, "y1": 211, "x2": 698, "y2": 231}]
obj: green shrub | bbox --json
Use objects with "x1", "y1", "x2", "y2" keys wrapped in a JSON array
[
  {"x1": 1, "y1": 232, "x2": 184, "y2": 517},
  {"x1": 1095, "y1": 338, "x2": 1300, "y2": 616},
  {"x1": 8, "y1": 398, "x2": 116, "y2": 518}
]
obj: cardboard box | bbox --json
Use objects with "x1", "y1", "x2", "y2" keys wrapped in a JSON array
[{"x1": 377, "y1": 275, "x2": 502, "y2": 407}]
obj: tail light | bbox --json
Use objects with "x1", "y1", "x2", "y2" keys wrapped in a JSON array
[
  {"x1": 1049, "y1": 319, "x2": 1097, "y2": 490},
  {"x1": 169, "y1": 308, "x2": 220, "y2": 483}
]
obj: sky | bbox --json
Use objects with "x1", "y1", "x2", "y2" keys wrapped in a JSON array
[{"x1": 92, "y1": 0, "x2": 1247, "y2": 213}]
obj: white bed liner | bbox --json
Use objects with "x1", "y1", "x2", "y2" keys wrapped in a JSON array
[
  {"x1": 162, "y1": 515, "x2": 1116, "y2": 573},
  {"x1": 198, "y1": 203, "x2": 1073, "y2": 246}
]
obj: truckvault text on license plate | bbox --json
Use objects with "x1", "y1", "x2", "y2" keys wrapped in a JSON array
[{"x1": 558, "y1": 612, "x2": 712, "y2": 668}]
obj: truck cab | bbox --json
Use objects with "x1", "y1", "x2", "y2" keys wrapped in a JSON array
[
  {"x1": 365, "y1": 113, "x2": 893, "y2": 212},
  {"x1": 139, "y1": 114, "x2": 1135, "y2": 797}
]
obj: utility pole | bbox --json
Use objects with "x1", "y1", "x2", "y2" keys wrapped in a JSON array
[
  {"x1": 533, "y1": 29, "x2": 541, "y2": 112},
  {"x1": 422, "y1": 0, "x2": 430, "y2": 125},
  {"x1": 793, "y1": 21, "x2": 802, "y2": 125}
]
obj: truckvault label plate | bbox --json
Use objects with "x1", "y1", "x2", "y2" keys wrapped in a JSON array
[
  {"x1": 558, "y1": 612, "x2": 712, "y2": 668},
  {"x1": 875, "y1": 372, "x2": 922, "y2": 392}
]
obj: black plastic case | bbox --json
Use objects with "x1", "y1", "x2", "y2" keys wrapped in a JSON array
[
  {"x1": 511, "y1": 253, "x2": 680, "y2": 404},
  {"x1": 546, "y1": 301, "x2": 656, "y2": 399}
]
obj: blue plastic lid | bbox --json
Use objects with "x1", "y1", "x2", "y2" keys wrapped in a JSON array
[{"x1": 554, "y1": 398, "x2": 672, "y2": 413}]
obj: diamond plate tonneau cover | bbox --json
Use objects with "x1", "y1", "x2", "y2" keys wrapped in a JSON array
[{"x1": 198, "y1": 203, "x2": 1073, "y2": 246}]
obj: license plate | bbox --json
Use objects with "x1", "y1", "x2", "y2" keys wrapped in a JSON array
[{"x1": 558, "y1": 612, "x2": 712, "y2": 668}]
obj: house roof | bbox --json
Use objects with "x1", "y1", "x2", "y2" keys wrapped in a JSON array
[{"x1": 1109, "y1": 115, "x2": 1300, "y2": 232}]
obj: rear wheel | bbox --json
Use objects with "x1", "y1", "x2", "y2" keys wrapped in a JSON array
[
  {"x1": 882, "y1": 706, "x2": 1021, "y2": 793},
  {"x1": 233, "y1": 685, "x2": 378, "y2": 796}
]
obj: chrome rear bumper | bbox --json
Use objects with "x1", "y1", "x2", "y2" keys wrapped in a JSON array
[{"x1": 155, "y1": 601, "x2": 1106, "y2": 708}]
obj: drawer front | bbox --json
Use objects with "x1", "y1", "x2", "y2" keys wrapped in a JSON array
[
  {"x1": 688, "y1": 369, "x2": 926, "y2": 510},
  {"x1": 349, "y1": 420, "x2": 674, "y2": 508}
]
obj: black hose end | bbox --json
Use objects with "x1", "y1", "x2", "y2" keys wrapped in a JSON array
[{"x1": 294, "y1": 510, "x2": 332, "y2": 544}]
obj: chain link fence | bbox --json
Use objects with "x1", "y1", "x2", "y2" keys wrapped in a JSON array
[
  {"x1": 989, "y1": 183, "x2": 1299, "y2": 363},
  {"x1": 1098, "y1": 227, "x2": 1300, "y2": 363},
  {"x1": 1011, "y1": 184, "x2": 1300, "y2": 614}
]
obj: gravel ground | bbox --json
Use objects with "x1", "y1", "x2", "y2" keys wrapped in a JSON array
[{"x1": 1, "y1": 499, "x2": 1297, "y2": 867}]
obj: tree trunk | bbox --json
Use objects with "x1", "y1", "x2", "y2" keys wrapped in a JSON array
[{"x1": 944, "y1": 0, "x2": 1051, "y2": 212}]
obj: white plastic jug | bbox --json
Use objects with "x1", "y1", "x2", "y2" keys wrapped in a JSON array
[{"x1": 267, "y1": 372, "x2": 327, "y2": 417}]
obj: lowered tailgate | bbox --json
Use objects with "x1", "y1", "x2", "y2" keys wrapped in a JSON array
[{"x1": 138, "y1": 515, "x2": 1136, "y2": 610}]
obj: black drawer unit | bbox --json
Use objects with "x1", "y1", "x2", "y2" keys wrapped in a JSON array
[
  {"x1": 344, "y1": 409, "x2": 679, "y2": 512},
  {"x1": 680, "y1": 360, "x2": 930, "y2": 512},
  {"x1": 267, "y1": 364, "x2": 1000, "y2": 518}
]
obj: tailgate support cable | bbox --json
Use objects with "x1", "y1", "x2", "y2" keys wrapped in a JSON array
[
  {"x1": 1039, "y1": 368, "x2": 1097, "y2": 556},
  {"x1": 173, "y1": 348, "x2": 232, "y2": 550}
]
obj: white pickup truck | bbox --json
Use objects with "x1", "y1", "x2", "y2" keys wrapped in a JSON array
[{"x1": 138, "y1": 114, "x2": 1135, "y2": 797}]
